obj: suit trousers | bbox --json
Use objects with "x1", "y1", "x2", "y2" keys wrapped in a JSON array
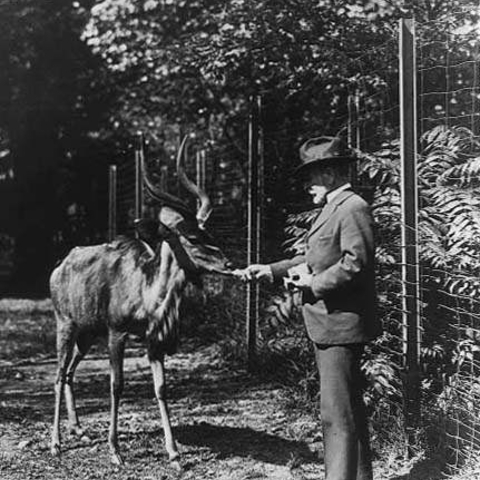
[{"x1": 314, "y1": 343, "x2": 373, "y2": 480}]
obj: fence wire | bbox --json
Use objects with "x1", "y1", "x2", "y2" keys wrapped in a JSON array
[{"x1": 417, "y1": 5, "x2": 480, "y2": 475}]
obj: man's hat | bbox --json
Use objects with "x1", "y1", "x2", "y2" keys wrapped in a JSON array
[{"x1": 294, "y1": 135, "x2": 356, "y2": 176}]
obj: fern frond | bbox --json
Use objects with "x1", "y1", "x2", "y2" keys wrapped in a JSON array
[
  {"x1": 376, "y1": 246, "x2": 398, "y2": 266},
  {"x1": 444, "y1": 274, "x2": 480, "y2": 298},
  {"x1": 418, "y1": 219, "x2": 447, "y2": 269},
  {"x1": 285, "y1": 207, "x2": 322, "y2": 228},
  {"x1": 358, "y1": 149, "x2": 400, "y2": 188},
  {"x1": 284, "y1": 207, "x2": 323, "y2": 255},
  {"x1": 438, "y1": 157, "x2": 480, "y2": 188},
  {"x1": 421, "y1": 125, "x2": 475, "y2": 158}
]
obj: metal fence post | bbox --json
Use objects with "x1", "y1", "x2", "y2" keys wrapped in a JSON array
[
  {"x1": 399, "y1": 16, "x2": 421, "y2": 455},
  {"x1": 246, "y1": 95, "x2": 262, "y2": 370},
  {"x1": 108, "y1": 165, "x2": 117, "y2": 242}
]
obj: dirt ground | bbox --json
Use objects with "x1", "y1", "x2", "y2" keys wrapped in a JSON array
[
  {"x1": 0, "y1": 341, "x2": 327, "y2": 480},
  {"x1": 0, "y1": 300, "x2": 448, "y2": 480}
]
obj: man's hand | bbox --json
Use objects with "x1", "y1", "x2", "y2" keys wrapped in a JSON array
[{"x1": 234, "y1": 264, "x2": 272, "y2": 282}]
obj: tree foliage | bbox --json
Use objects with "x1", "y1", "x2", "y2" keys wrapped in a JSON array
[{"x1": 81, "y1": 0, "x2": 400, "y2": 150}]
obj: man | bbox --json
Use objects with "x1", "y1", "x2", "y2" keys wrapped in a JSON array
[{"x1": 241, "y1": 135, "x2": 381, "y2": 480}]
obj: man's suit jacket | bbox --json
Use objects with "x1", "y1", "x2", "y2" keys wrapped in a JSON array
[{"x1": 270, "y1": 188, "x2": 381, "y2": 345}]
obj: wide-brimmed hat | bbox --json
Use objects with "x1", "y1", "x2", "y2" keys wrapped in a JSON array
[{"x1": 294, "y1": 135, "x2": 356, "y2": 176}]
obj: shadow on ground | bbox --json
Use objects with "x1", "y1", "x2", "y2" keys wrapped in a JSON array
[{"x1": 129, "y1": 421, "x2": 319, "y2": 467}]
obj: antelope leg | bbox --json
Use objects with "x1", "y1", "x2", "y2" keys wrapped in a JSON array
[
  {"x1": 51, "y1": 318, "x2": 76, "y2": 456},
  {"x1": 108, "y1": 332, "x2": 126, "y2": 465},
  {"x1": 64, "y1": 335, "x2": 94, "y2": 435},
  {"x1": 150, "y1": 357, "x2": 179, "y2": 461}
]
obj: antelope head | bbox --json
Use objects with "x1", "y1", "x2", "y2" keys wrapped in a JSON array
[{"x1": 142, "y1": 134, "x2": 233, "y2": 276}]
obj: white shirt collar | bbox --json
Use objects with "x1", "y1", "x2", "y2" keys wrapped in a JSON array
[{"x1": 326, "y1": 183, "x2": 352, "y2": 204}]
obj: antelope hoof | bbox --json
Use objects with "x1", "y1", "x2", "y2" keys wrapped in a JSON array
[
  {"x1": 110, "y1": 451, "x2": 124, "y2": 466},
  {"x1": 50, "y1": 444, "x2": 61, "y2": 457}
]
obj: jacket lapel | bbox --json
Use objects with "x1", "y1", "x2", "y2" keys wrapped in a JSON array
[{"x1": 307, "y1": 189, "x2": 355, "y2": 239}]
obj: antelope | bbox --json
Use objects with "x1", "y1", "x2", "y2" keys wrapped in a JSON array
[{"x1": 50, "y1": 135, "x2": 234, "y2": 466}]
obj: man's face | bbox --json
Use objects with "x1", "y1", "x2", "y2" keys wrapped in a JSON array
[{"x1": 303, "y1": 168, "x2": 330, "y2": 205}]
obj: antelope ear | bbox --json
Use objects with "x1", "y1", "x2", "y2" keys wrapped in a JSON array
[{"x1": 134, "y1": 218, "x2": 160, "y2": 245}]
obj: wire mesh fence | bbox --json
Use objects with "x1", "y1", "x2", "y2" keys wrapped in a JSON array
[
  {"x1": 416, "y1": 5, "x2": 480, "y2": 474},
  {"x1": 107, "y1": 8, "x2": 480, "y2": 477}
]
